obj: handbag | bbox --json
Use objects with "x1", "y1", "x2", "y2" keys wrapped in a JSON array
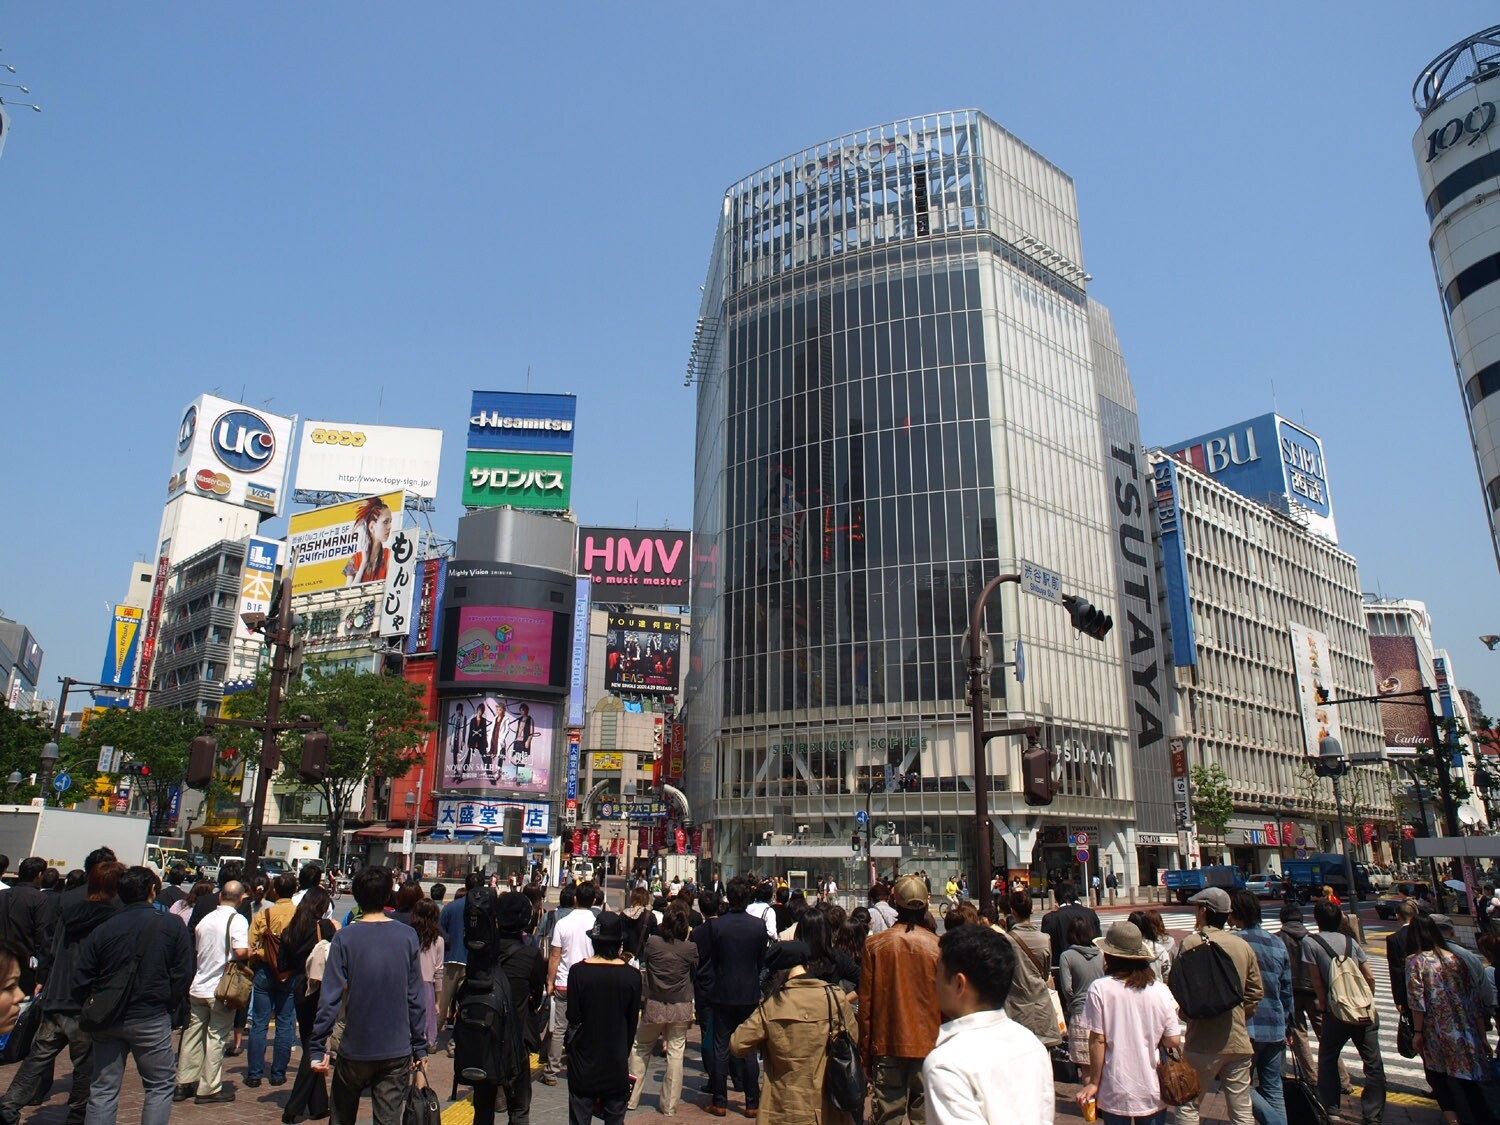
[
  {"x1": 1396, "y1": 1011, "x2": 1417, "y2": 1059},
  {"x1": 1284, "y1": 1049, "x2": 1333, "y2": 1125},
  {"x1": 1157, "y1": 1045, "x2": 1201, "y2": 1107},
  {"x1": 214, "y1": 922, "x2": 254, "y2": 1011},
  {"x1": 821, "y1": 984, "x2": 866, "y2": 1115},
  {"x1": 403, "y1": 1066, "x2": 441, "y2": 1124},
  {"x1": 0, "y1": 998, "x2": 41, "y2": 1065}
]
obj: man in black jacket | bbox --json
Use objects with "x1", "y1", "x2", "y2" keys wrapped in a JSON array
[
  {"x1": 0, "y1": 857, "x2": 56, "y2": 993},
  {"x1": 1040, "y1": 883, "x2": 1100, "y2": 970},
  {"x1": 463, "y1": 891, "x2": 547, "y2": 1125},
  {"x1": 0, "y1": 847, "x2": 118, "y2": 1125},
  {"x1": 696, "y1": 875, "x2": 769, "y2": 1118},
  {"x1": 71, "y1": 865, "x2": 194, "y2": 1124}
]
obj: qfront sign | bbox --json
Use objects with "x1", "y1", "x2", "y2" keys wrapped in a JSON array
[
  {"x1": 168, "y1": 394, "x2": 295, "y2": 516},
  {"x1": 467, "y1": 391, "x2": 577, "y2": 455},
  {"x1": 578, "y1": 527, "x2": 691, "y2": 605}
]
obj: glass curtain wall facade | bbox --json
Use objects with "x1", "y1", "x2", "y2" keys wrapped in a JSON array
[{"x1": 689, "y1": 111, "x2": 1162, "y2": 886}]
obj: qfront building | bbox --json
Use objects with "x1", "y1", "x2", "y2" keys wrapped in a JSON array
[
  {"x1": 687, "y1": 110, "x2": 1176, "y2": 890},
  {"x1": 1413, "y1": 26, "x2": 1500, "y2": 570}
]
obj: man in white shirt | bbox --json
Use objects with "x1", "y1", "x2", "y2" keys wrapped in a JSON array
[
  {"x1": 867, "y1": 884, "x2": 899, "y2": 934},
  {"x1": 540, "y1": 880, "x2": 597, "y2": 1084},
  {"x1": 745, "y1": 881, "x2": 777, "y2": 938},
  {"x1": 175, "y1": 880, "x2": 250, "y2": 1105},
  {"x1": 924, "y1": 923, "x2": 1054, "y2": 1124}
]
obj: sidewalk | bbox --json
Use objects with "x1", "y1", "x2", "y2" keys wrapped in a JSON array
[{"x1": 8, "y1": 1023, "x2": 1445, "y2": 1124}]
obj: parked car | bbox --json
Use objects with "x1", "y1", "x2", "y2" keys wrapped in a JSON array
[
  {"x1": 1245, "y1": 872, "x2": 1282, "y2": 899},
  {"x1": 1376, "y1": 880, "x2": 1434, "y2": 920}
]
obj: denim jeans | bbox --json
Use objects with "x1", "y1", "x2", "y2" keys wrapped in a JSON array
[
  {"x1": 248, "y1": 968, "x2": 299, "y2": 1081},
  {"x1": 86, "y1": 1010, "x2": 176, "y2": 1125},
  {"x1": 1249, "y1": 1040, "x2": 1287, "y2": 1125}
]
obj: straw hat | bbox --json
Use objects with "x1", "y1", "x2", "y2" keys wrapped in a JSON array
[{"x1": 1094, "y1": 920, "x2": 1155, "y2": 960}]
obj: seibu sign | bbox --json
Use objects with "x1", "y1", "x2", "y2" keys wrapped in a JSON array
[{"x1": 578, "y1": 527, "x2": 691, "y2": 606}]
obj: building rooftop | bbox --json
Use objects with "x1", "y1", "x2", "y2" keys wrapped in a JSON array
[{"x1": 1414, "y1": 24, "x2": 1500, "y2": 114}]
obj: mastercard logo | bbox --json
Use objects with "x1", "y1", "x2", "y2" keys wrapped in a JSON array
[{"x1": 194, "y1": 469, "x2": 231, "y2": 496}]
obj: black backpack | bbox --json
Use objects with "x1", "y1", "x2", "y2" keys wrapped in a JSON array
[
  {"x1": 1168, "y1": 930, "x2": 1244, "y2": 1020},
  {"x1": 452, "y1": 968, "x2": 527, "y2": 1088}
]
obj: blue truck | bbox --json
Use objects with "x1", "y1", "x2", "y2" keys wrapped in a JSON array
[
  {"x1": 1162, "y1": 865, "x2": 1246, "y2": 904},
  {"x1": 1283, "y1": 854, "x2": 1375, "y2": 903}
]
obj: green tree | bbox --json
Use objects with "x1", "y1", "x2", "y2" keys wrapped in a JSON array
[
  {"x1": 220, "y1": 666, "x2": 432, "y2": 866},
  {"x1": 1189, "y1": 762, "x2": 1235, "y2": 842},
  {"x1": 75, "y1": 707, "x2": 202, "y2": 832},
  {"x1": 0, "y1": 700, "x2": 58, "y2": 804}
]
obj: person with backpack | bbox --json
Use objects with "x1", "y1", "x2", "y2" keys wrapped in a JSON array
[
  {"x1": 246, "y1": 871, "x2": 300, "y2": 1088},
  {"x1": 1276, "y1": 901, "x2": 1349, "y2": 1098},
  {"x1": 1301, "y1": 900, "x2": 1384, "y2": 1124},
  {"x1": 453, "y1": 889, "x2": 545, "y2": 1125},
  {"x1": 1168, "y1": 887, "x2": 1263, "y2": 1125},
  {"x1": 1229, "y1": 890, "x2": 1291, "y2": 1125}
]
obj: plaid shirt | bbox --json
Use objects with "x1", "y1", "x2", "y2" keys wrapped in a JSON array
[{"x1": 1236, "y1": 923, "x2": 1292, "y2": 1042}]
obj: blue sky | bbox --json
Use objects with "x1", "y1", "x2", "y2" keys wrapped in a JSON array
[{"x1": 4, "y1": 6, "x2": 1500, "y2": 712}]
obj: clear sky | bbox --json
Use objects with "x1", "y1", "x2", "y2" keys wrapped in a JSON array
[{"x1": 4, "y1": 6, "x2": 1500, "y2": 714}]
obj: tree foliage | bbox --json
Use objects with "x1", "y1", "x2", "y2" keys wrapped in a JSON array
[
  {"x1": 220, "y1": 665, "x2": 432, "y2": 863},
  {"x1": 1189, "y1": 762, "x2": 1235, "y2": 840},
  {"x1": 74, "y1": 707, "x2": 202, "y2": 830},
  {"x1": 0, "y1": 701, "x2": 63, "y2": 804}
]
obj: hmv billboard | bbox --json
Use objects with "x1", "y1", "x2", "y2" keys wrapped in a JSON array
[
  {"x1": 1166, "y1": 412, "x2": 1337, "y2": 544},
  {"x1": 578, "y1": 527, "x2": 691, "y2": 606}
]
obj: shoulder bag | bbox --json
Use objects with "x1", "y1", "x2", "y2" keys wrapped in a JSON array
[
  {"x1": 822, "y1": 984, "x2": 866, "y2": 1114},
  {"x1": 214, "y1": 918, "x2": 254, "y2": 1011},
  {"x1": 1157, "y1": 1045, "x2": 1201, "y2": 1107},
  {"x1": 80, "y1": 914, "x2": 163, "y2": 1032}
]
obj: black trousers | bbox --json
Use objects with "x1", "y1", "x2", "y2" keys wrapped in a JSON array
[
  {"x1": 0, "y1": 1011, "x2": 89, "y2": 1125},
  {"x1": 567, "y1": 1090, "x2": 626, "y2": 1125},
  {"x1": 709, "y1": 1003, "x2": 759, "y2": 1111},
  {"x1": 470, "y1": 1073, "x2": 533, "y2": 1125},
  {"x1": 282, "y1": 987, "x2": 329, "y2": 1121}
]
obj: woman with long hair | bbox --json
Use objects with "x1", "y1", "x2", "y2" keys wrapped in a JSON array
[
  {"x1": 0, "y1": 940, "x2": 27, "y2": 1038},
  {"x1": 620, "y1": 885, "x2": 656, "y2": 962},
  {"x1": 793, "y1": 906, "x2": 862, "y2": 991},
  {"x1": 626, "y1": 905, "x2": 699, "y2": 1116},
  {"x1": 1058, "y1": 914, "x2": 1105, "y2": 1071},
  {"x1": 1075, "y1": 921, "x2": 1183, "y2": 1125},
  {"x1": 1128, "y1": 909, "x2": 1174, "y2": 983},
  {"x1": 343, "y1": 496, "x2": 393, "y2": 585},
  {"x1": 731, "y1": 940, "x2": 859, "y2": 1124},
  {"x1": 279, "y1": 887, "x2": 337, "y2": 1124},
  {"x1": 171, "y1": 880, "x2": 214, "y2": 925},
  {"x1": 411, "y1": 898, "x2": 445, "y2": 1050},
  {"x1": 1406, "y1": 914, "x2": 1493, "y2": 1123}
]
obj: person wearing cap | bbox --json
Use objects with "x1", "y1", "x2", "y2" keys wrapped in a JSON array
[
  {"x1": 1301, "y1": 900, "x2": 1383, "y2": 1124},
  {"x1": 1228, "y1": 890, "x2": 1291, "y2": 1125},
  {"x1": 859, "y1": 874, "x2": 941, "y2": 1125},
  {"x1": 1075, "y1": 920, "x2": 1183, "y2": 1125},
  {"x1": 923, "y1": 924, "x2": 1052, "y2": 1124},
  {"x1": 1172, "y1": 887, "x2": 1263, "y2": 1125},
  {"x1": 564, "y1": 911, "x2": 641, "y2": 1125},
  {"x1": 462, "y1": 890, "x2": 547, "y2": 1125},
  {"x1": 729, "y1": 940, "x2": 859, "y2": 1123}
]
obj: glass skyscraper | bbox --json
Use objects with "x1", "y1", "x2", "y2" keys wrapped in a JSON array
[{"x1": 687, "y1": 110, "x2": 1176, "y2": 886}]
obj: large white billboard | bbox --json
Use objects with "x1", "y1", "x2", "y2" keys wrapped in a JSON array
[
  {"x1": 294, "y1": 421, "x2": 443, "y2": 500},
  {"x1": 1289, "y1": 622, "x2": 1342, "y2": 757},
  {"x1": 166, "y1": 394, "x2": 296, "y2": 516}
]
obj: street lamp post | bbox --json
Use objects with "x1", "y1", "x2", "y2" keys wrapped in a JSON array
[
  {"x1": 1317, "y1": 736, "x2": 1362, "y2": 925},
  {"x1": 405, "y1": 790, "x2": 417, "y2": 876}
]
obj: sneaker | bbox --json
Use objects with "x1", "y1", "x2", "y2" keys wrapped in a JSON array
[{"x1": 538, "y1": 1073, "x2": 558, "y2": 1086}]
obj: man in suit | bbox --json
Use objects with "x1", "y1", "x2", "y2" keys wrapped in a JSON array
[
  {"x1": 696, "y1": 875, "x2": 769, "y2": 1118},
  {"x1": 1040, "y1": 883, "x2": 1100, "y2": 970}
]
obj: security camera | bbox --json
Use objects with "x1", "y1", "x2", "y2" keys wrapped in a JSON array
[
  {"x1": 1482, "y1": 635, "x2": 1500, "y2": 651},
  {"x1": 761, "y1": 830, "x2": 774, "y2": 843},
  {"x1": 797, "y1": 824, "x2": 810, "y2": 835}
]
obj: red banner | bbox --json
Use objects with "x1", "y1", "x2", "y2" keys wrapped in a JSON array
[
  {"x1": 570, "y1": 828, "x2": 582, "y2": 855},
  {"x1": 690, "y1": 826, "x2": 703, "y2": 854},
  {"x1": 652, "y1": 825, "x2": 665, "y2": 853},
  {"x1": 586, "y1": 829, "x2": 600, "y2": 857},
  {"x1": 1362, "y1": 824, "x2": 1376, "y2": 843},
  {"x1": 668, "y1": 721, "x2": 685, "y2": 779},
  {"x1": 134, "y1": 550, "x2": 173, "y2": 708},
  {"x1": 1345, "y1": 825, "x2": 1358, "y2": 846},
  {"x1": 1264, "y1": 823, "x2": 1279, "y2": 846},
  {"x1": 1282, "y1": 822, "x2": 1297, "y2": 846},
  {"x1": 639, "y1": 827, "x2": 651, "y2": 854},
  {"x1": 674, "y1": 827, "x2": 687, "y2": 854}
]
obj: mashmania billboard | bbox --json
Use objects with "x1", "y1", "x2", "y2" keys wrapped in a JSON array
[
  {"x1": 439, "y1": 694, "x2": 555, "y2": 794},
  {"x1": 167, "y1": 394, "x2": 296, "y2": 516},
  {"x1": 294, "y1": 421, "x2": 443, "y2": 500},
  {"x1": 286, "y1": 491, "x2": 407, "y2": 594}
]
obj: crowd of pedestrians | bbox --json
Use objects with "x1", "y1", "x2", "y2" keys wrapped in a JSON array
[{"x1": 0, "y1": 856, "x2": 1497, "y2": 1125}]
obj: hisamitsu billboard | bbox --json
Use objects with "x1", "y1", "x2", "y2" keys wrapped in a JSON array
[
  {"x1": 468, "y1": 391, "x2": 577, "y2": 455},
  {"x1": 578, "y1": 528, "x2": 691, "y2": 605}
]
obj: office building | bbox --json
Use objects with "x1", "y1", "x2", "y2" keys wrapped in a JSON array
[
  {"x1": 0, "y1": 618, "x2": 43, "y2": 711},
  {"x1": 1412, "y1": 25, "x2": 1500, "y2": 570},
  {"x1": 688, "y1": 110, "x2": 1175, "y2": 887}
]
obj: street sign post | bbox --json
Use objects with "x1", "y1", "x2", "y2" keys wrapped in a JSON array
[
  {"x1": 1076, "y1": 848, "x2": 1090, "y2": 863},
  {"x1": 1014, "y1": 639, "x2": 1026, "y2": 685},
  {"x1": 1020, "y1": 560, "x2": 1062, "y2": 603},
  {"x1": 53, "y1": 773, "x2": 71, "y2": 793},
  {"x1": 855, "y1": 810, "x2": 869, "y2": 827}
]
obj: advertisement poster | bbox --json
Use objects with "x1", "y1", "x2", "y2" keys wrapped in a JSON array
[
  {"x1": 378, "y1": 526, "x2": 420, "y2": 639},
  {"x1": 462, "y1": 450, "x2": 573, "y2": 510},
  {"x1": 1288, "y1": 622, "x2": 1342, "y2": 756},
  {"x1": 294, "y1": 421, "x2": 443, "y2": 499},
  {"x1": 578, "y1": 528, "x2": 691, "y2": 604},
  {"x1": 1370, "y1": 635, "x2": 1435, "y2": 754},
  {"x1": 452, "y1": 606, "x2": 556, "y2": 687},
  {"x1": 233, "y1": 536, "x2": 282, "y2": 643},
  {"x1": 440, "y1": 694, "x2": 555, "y2": 794},
  {"x1": 99, "y1": 605, "x2": 143, "y2": 691},
  {"x1": 407, "y1": 558, "x2": 447, "y2": 656},
  {"x1": 287, "y1": 491, "x2": 407, "y2": 593},
  {"x1": 605, "y1": 613, "x2": 682, "y2": 696},
  {"x1": 467, "y1": 390, "x2": 577, "y2": 455},
  {"x1": 435, "y1": 798, "x2": 550, "y2": 838},
  {"x1": 169, "y1": 394, "x2": 296, "y2": 516}
]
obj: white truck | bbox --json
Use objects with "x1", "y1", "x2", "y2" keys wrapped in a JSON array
[
  {"x1": 0, "y1": 805, "x2": 150, "y2": 874},
  {"x1": 265, "y1": 837, "x2": 321, "y2": 872}
]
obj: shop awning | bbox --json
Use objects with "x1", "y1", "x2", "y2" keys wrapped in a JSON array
[
  {"x1": 352, "y1": 826, "x2": 431, "y2": 842},
  {"x1": 189, "y1": 824, "x2": 243, "y2": 839}
]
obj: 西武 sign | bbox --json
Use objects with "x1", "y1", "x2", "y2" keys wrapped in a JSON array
[
  {"x1": 462, "y1": 450, "x2": 572, "y2": 511},
  {"x1": 294, "y1": 421, "x2": 443, "y2": 500},
  {"x1": 467, "y1": 391, "x2": 577, "y2": 455},
  {"x1": 168, "y1": 394, "x2": 296, "y2": 516}
]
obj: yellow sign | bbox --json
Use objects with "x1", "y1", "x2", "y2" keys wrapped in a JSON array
[
  {"x1": 591, "y1": 752, "x2": 624, "y2": 771},
  {"x1": 286, "y1": 491, "x2": 406, "y2": 593}
]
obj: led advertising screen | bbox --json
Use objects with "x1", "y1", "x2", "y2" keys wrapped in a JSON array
[
  {"x1": 439, "y1": 694, "x2": 555, "y2": 793},
  {"x1": 294, "y1": 421, "x2": 443, "y2": 499},
  {"x1": 1370, "y1": 635, "x2": 1436, "y2": 755},
  {"x1": 449, "y1": 606, "x2": 560, "y2": 688},
  {"x1": 605, "y1": 613, "x2": 682, "y2": 697},
  {"x1": 286, "y1": 492, "x2": 407, "y2": 594}
]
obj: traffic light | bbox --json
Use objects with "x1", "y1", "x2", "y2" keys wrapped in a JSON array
[
  {"x1": 1022, "y1": 743, "x2": 1056, "y2": 806},
  {"x1": 382, "y1": 649, "x2": 405, "y2": 677},
  {"x1": 285, "y1": 632, "x2": 307, "y2": 679},
  {"x1": 298, "y1": 732, "x2": 330, "y2": 785},
  {"x1": 1062, "y1": 594, "x2": 1113, "y2": 640},
  {"x1": 186, "y1": 736, "x2": 217, "y2": 788}
]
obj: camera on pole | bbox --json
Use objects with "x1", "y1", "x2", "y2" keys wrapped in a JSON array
[{"x1": 1061, "y1": 594, "x2": 1113, "y2": 640}]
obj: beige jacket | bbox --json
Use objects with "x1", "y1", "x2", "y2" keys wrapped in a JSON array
[
  {"x1": 731, "y1": 977, "x2": 859, "y2": 1125},
  {"x1": 1176, "y1": 928, "x2": 1264, "y2": 1057}
]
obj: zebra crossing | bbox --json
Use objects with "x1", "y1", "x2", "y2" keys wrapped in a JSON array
[{"x1": 1155, "y1": 909, "x2": 1430, "y2": 1096}]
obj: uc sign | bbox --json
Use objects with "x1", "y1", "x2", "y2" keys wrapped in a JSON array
[
  {"x1": 1426, "y1": 102, "x2": 1496, "y2": 162},
  {"x1": 211, "y1": 409, "x2": 277, "y2": 473},
  {"x1": 310, "y1": 428, "x2": 367, "y2": 447}
]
